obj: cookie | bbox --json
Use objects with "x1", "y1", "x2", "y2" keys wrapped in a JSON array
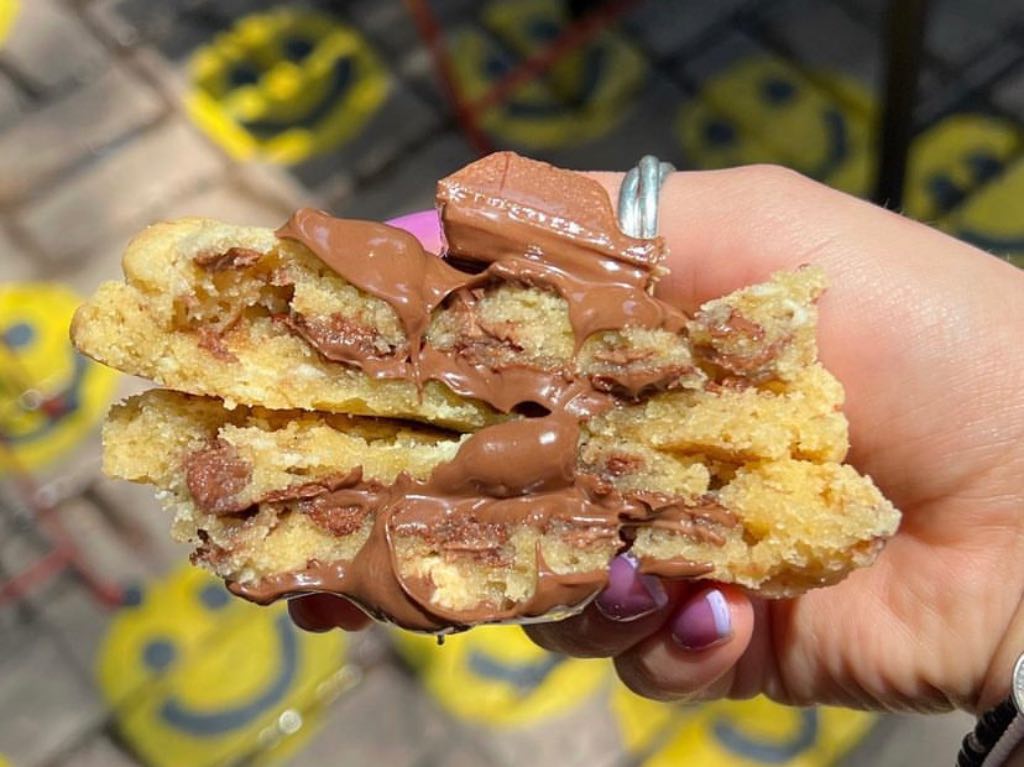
[{"x1": 74, "y1": 152, "x2": 900, "y2": 631}]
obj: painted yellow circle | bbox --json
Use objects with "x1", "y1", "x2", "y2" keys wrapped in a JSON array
[
  {"x1": 641, "y1": 696, "x2": 875, "y2": 767},
  {"x1": 609, "y1": 680, "x2": 685, "y2": 753},
  {"x1": 0, "y1": 0, "x2": 18, "y2": 46},
  {"x1": 449, "y1": 0, "x2": 647, "y2": 150},
  {"x1": 904, "y1": 113, "x2": 1022, "y2": 221},
  {"x1": 939, "y1": 156, "x2": 1024, "y2": 268},
  {"x1": 675, "y1": 56, "x2": 874, "y2": 195},
  {"x1": 96, "y1": 564, "x2": 347, "y2": 767},
  {"x1": 0, "y1": 283, "x2": 118, "y2": 473},
  {"x1": 186, "y1": 9, "x2": 389, "y2": 164},
  {"x1": 0, "y1": 754, "x2": 10, "y2": 767},
  {"x1": 392, "y1": 624, "x2": 610, "y2": 727}
]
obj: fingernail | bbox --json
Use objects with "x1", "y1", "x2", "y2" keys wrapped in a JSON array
[
  {"x1": 595, "y1": 553, "x2": 668, "y2": 622},
  {"x1": 386, "y1": 210, "x2": 443, "y2": 253},
  {"x1": 670, "y1": 588, "x2": 732, "y2": 650}
]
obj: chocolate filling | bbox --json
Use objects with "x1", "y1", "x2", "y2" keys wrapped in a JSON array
[
  {"x1": 210, "y1": 414, "x2": 720, "y2": 631},
  {"x1": 194, "y1": 246, "x2": 263, "y2": 271},
  {"x1": 188, "y1": 153, "x2": 753, "y2": 629},
  {"x1": 271, "y1": 156, "x2": 690, "y2": 412},
  {"x1": 184, "y1": 440, "x2": 252, "y2": 516}
]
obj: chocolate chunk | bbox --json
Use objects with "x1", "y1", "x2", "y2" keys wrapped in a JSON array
[
  {"x1": 195, "y1": 246, "x2": 263, "y2": 271},
  {"x1": 184, "y1": 440, "x2": 252, "y2": 515}
]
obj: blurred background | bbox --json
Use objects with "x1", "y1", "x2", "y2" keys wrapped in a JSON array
[{"x1": 1, "y1": 0, "x2": 1022, "y2": 765}]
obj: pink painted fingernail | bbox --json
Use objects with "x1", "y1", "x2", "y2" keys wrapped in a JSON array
[
  {"x1": 595, "y1": 553, "x2": 668, "y2": 622},
  {"x1": 670, "y1": 588, "x2": 732, "y2": 650},
  {"x1": 386, "y1": 210, "x2": 443, "y2": 254}
]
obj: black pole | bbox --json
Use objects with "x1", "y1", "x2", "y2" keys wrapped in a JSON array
[{"x1": 873, "y1": 0, "x2": 930, "y2": 209}]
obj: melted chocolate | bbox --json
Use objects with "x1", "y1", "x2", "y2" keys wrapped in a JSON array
[
  {"x1": 225, "y1": 415, "x2": 726, "y2": 631},
  {"x1": 273, "y1": 155, "x2": 690, "y2": 411},
  {"x1": 184, "y1": 440, "x2": 252, "y2": 515},
  {"x1": 211, "y1": 153, "x2": 737, "y2": 629}
]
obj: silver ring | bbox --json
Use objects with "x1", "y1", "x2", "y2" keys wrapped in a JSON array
[
  {"x1": 1013, "y1": 652, "x2": 1024, "y2": 712},
  {"x1": 618, "y1": 155, "x2": 675, "y2": 238}
]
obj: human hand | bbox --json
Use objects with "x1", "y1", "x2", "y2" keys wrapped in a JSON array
[{"x1": 289, "y1": 166, "x2": 1024, "y2": 716}]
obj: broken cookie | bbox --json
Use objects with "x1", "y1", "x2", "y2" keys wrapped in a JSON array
[{"x1": 73, "y1": 152, "x2": 900, "y2": 631}]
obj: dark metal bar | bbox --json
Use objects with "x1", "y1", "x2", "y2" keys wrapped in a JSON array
[{"x1": 873, "y1": 0, "x2": 931, "y2": 208}]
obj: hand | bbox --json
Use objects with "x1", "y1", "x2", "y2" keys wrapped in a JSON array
[
  {"x1": 526, "y1": 165, "x2": 1024, "y2": 715},
  {"x1": 289, "y1": 166, "x2": 1024, "y2": 716}
]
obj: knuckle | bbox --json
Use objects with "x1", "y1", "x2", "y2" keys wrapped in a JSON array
[
  {"x1": 614, "y1": 652, "x2": 692, "y2": 703},
  {"x1": 739, "y1": 163, "x2": 815, "y2": 195}
]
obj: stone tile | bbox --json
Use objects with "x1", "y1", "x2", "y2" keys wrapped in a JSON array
[
  {"x1": 844, "y1": 0, "x2": 1024, "y2": 70},
  {"x1": 673, "y1": 30, "x2": 876, "y2": 195},
  {"x1": 332, "y1": 131, "x2": 476, "y2": 220},
  {"x1": 753, "y1": 0, "x2": 882, "y2": 93},
  {"x1": 0, "y1": 225, "x2": 40, "y2": 281},
  {"x1": 0, "y1": 74, "x2": 27, "y2": 130},
  {"x1": 0, "y1": 64, "x2": 166, "y2": 205},
  {"x1": 55, "y1": 734, "x2": 142, "y2": 767},
  {"x1": 28, "y1": 576, "x2": 117, "y2": 682},
  {"x1": 622, "y1": 0, "x2": 747, "y2": 59},
  {"x1": 348, "y1": 0, "x2": 479, "y2": 62},
  {"x1": 229, "y1": 162, "x2": 326, "y2": 214},
  {"x1": 55, "y1": 179, "x2": 294, "y2": 299},
  {"x1": 90, "y1": 0, "x2": 227, "y2": 62},
  {"x1": 0, "y1": 521, "x2": 51, "y2": 580},
  {"x1": 925, "y1": 0, "x2": 1024, "y2": 69},
  {"x1": 84, "y1": 0, "x2": 146, "y2": 49},
  {"x1": 539, "y1": 73, "x2": 691, "y2": 173},
  {"x1": 474, "y1": 679, "x2": 622, "y2": 767},
  {"x1": 154, "y1": 179, "x2": 291, "y2": 227},
  {"x1": 83, "y1": 473, "x2": 193, "y2": 576},
  {"x1": 286, "y1": 664, "x2": 453, "y2": 767},
  {"x1": 415, "y1": 734, "x2": 507, "y2": 767},
  {"x1": 992, "y1": 61, "x2": 1024, "y2": 122},
  {"x1": 15, "y1": 120, "x2": 224, "y2": 266},
  {"x1": 838, "y1": 710, "x2": 974, "y2": 766},
  {"x1": 0, "y1": 0, "x2": 109, "y2": 94},
  {"x1": 287, "y1": 77, "x2": 442, "y2": 199},
  {"x1": 0, "y1": 623, "x2": 104, "y2": 767},
  {"x1": 51, "y1": 495, "x2": 160, "y2": 584}
]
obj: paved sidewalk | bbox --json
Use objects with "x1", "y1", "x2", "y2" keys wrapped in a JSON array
[{"x1": 0, "y1": 1, "x2": 1020, "y2": 765}]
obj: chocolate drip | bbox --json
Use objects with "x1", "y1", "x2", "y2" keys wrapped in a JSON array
[
  {"x1": 273, "y1": 155, "x2": 690, "y2": 413},
  {"x1": 218, "y1": 414, "x2": 732, "y2": 631},
  {"x1": 218, "y1": 153, "x2": 730, "y2": 629}
]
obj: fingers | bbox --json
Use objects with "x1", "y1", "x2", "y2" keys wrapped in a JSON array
[
  {"x1": 288, "y1": 594, "x2": 372, "y2": 632},
  {"x1": 525, "y1": 554, "x2": 681, "y2": 658},
  {"x1": 614, "y1": 586, "x2": 755, "y2": 702}
]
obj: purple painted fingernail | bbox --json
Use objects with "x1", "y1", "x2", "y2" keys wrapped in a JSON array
[
  {"x1": 671, "y1": 588, "x2": 732, "y2": 650},
  {"x1": 595, "y1": 553, "x2": 668, "y2": 622},
  {"x1": 386, "y1": 210, "x2": 443, "y2": 254}
]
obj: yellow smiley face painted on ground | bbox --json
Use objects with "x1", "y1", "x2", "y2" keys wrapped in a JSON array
[
  {"x1": 609, "y1": 680, "x2": 686, "y2": 754},
  {"x1": 903, "y1": 113, "x2": 1022, "y2": 222},
  {"x1": 0, "y1": 0, "x2": 17, "y2": 45},
  {"x1": 0, "y1": 283, "x2": 117, "y2": 473},
  {"x1": 96, "y1": 564, "x2": 347, "y2": 767},
  {"x1": 449, "y1": 0, "x2": 647, "y2": 149},
  {"x1": 676, "y1": 56, "x2": 874, "y2": 195},
  {"x1": 631, "y1": 696, "x2": 874, "y2": 767},
  {"x1": 0, "y1": 753, "x2": 9, "y2": 767},
  {"x1": 938, "y1": 157, "x2": 1024, "y2": 268},
  {"x1": 187, "y1": 9, "x2": 389, "y2": 164},
  {"x1": 392, "y1": 624, "x2": 609, "y2": 727}
]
